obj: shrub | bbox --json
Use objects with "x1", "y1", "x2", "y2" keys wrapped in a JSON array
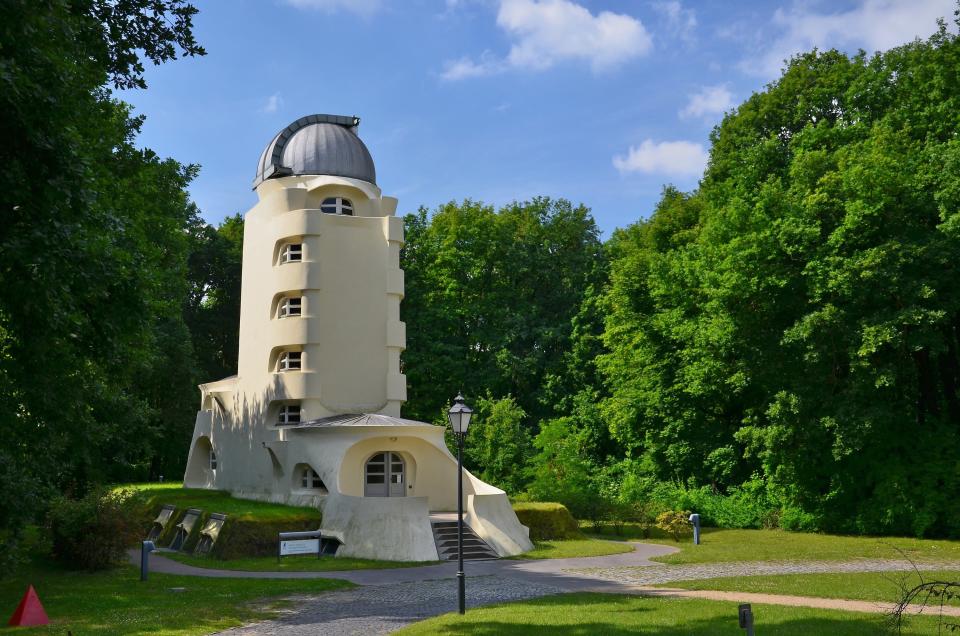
[
  {"x1": 48, "y1": 488, "x2": 143, "y2": 570},
  {"x1": 646, "y1": 478, "x2": 780, "y2": 530},
  {"x1": 513, "y1": 502, "x2": 583, "y2": 540},
  {"x1": 656, "y1": 510, "x2": 692, "y2": 542}
]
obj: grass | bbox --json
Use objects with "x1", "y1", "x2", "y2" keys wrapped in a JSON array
[
  {"x1": 660, "y1": 569, "x2": 960, "y2": 606},
  {"x1": 0, "y1": 556, "x2": 351, "y2": 635},
  {"x1": 120, "y1": 482, "x2": 321, "y2": 522},
  {"x1": 165, "y1": 552, "x2": 433, "y2": 571},
  {"x1": 511, "y1": 539, "x2": 634, "y2": 560},
  {"x1": 393, "y1": 592, "x2": 945, "y2": 635},
  {"x1": 586, "y1": 525, "x2": 960, "y2": 565}
]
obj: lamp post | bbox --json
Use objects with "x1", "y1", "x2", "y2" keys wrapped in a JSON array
[{"x1": 447, "y1": 393, "x2": 473, "y2": 615}]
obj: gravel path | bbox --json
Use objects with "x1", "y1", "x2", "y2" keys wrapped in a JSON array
[
  {"x1": 573, "y1": 558, "x2": 960, "y2": 586},
  {"x1": 135, "y1": 547, "x2": 960, "y2": 634},
  {"x1": 214, "y1": 575, "x2": 565, "y2": 636}
]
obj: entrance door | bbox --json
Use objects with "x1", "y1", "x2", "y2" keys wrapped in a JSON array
[{"x1": 364, "y1": 452, "x2": 406, "y2": 497}]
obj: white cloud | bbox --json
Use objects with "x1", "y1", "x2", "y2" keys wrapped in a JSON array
[
  {"x1": 284, "y1": 0, "x2": 382, "y2": 17},
  {"x1": 680, "y1": 85, "x2": 734, "y2": 119},
  {"x1": 746, "y1": 0, "x2": 955, "y2": 77},
  {"x1": 440, "y1": 52, "x2": 502, "y2": 80},
  {"x1": 262, "y1": 93, "x2": 283, "y2": 114},
  {"x1": 442, "y1": 0, "x2": 652, "y2": 80},
  {"x1": 652, "y1": 0, "x2": 696, "y2": 42},
  {"x1": 613, "y1": 139, "x2": 708, "y2": 178}
]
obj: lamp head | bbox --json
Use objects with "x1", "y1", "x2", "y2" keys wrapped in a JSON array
[{"x1": 446, "y1": 393, "x2": 473, "y2": 435}]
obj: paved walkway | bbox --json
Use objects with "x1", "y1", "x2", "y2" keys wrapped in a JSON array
[{"x1": 131, "y1": 546, "x2": 960, "y2": 634}]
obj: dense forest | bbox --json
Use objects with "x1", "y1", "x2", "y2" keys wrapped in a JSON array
[{"x1": 2, "y1": 1, "x2": 959, "y2": 569}]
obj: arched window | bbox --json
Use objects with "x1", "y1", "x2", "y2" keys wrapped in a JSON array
[
  {"x1": 278, "y1": 351, "x2": 302, "y2": 372},
  {"x1": 320, "y1": 197, "x2": 353, "y2": 216}
]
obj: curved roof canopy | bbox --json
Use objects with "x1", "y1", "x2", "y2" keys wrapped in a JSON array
[{"x1": 253, "y1": 114, "x2": 376, "y2": 188}]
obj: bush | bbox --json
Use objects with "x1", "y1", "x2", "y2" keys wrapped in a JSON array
[
  {"x1": 656, "y1": 510, "x2": 692, "y2": 542},
  {"x1": 646, "y1": 478, "x2": 780, "y2": 530},
  {"x1": 513, "y1": 502, "x2": 583, "y2": 540},
  {"x1": 48, "y1": 488, "x2": 143, "y2": 570}
]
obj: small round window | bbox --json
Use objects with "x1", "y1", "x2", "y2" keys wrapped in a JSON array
[{"x1": 321, "y1": 197, "x2": 353, "y2": 216}]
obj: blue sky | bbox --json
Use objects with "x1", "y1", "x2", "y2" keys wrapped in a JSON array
[{"x1": 121, "y1": 0, "x2": 956, "y2": 235}]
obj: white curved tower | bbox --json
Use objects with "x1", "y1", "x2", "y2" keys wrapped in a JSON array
[
  {"x1": 183, "y1": 114, "x2": 533, "y2": 561},
  {"x1": 239, "y1": 114, "x2": 406, "y2": 420}
]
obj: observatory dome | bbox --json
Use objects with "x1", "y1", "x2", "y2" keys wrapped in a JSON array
[{"x1": 254, "y1": 114, "x2": 376, "y2": 188}]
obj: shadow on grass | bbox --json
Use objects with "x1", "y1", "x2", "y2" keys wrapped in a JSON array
[{"x1": 406, "y1": 617, "x2": 892, "y2": 635}]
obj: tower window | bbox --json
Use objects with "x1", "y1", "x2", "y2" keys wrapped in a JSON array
[
  {"x1": 209, "y1": 449, "x2": 217, "y2": 471},
  {"x1": 281, "y1": 243, "x2": 303, "y2": 263},
  {"x1": 278, "y1": 297, "x2": 302, "y2": 318},
  {"x1": 301, "y1": 467, "x2": 326, "y2": 490},
  {"x1": 278, "y1": 351, "x2": 302, "y2": 372},
  {"x1": 278, "y1": 404, "x2": 301, "y2": 425},
  {"x1": 321, "y1": 197, "x2": 353, "y2": 216}
]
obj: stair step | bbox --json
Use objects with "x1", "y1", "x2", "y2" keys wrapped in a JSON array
[{"x1": 430, "y1": 518, "x2": 499, "y2": 561}]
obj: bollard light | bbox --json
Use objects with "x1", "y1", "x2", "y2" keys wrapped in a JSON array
[
  {"x1": 141, "y1": 540, "x2": 157, "y2": 581},
  {"x1": 689, "y1": 513, "x2": 701, "y2": 545},
  {"x1": 738, "y1": 603, "x2": 755, "y2": 636}
]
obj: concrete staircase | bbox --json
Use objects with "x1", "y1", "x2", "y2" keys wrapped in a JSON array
[{"x1": 430, "y1": 518, "x2": 499, "y2": 561}]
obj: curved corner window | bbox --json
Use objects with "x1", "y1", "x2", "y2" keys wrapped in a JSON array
[
  {"x1": 209, "y1": 449, "x2": 217, "y2": 471},
  {"x1": 278, "y1": 351, "x2": 302, "y2": 372},
  {"x1": 278, "y1": 296, "x2": 302, "y2": 318},
  {"x1": 278, "y1": 404, "x2": 301, "y2": 426},
  {"x1": 301, "y1": 467, "x2": 327, "y2": 491},
  {"x1": 321, "y1": 197, "x2": 353, "y2": 216},
  {"x1": 281, "y1": 243, "x2": 303, "y2": 263}
]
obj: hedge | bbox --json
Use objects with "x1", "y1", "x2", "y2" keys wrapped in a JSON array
[{"x1": 512, "y1": 502, "x2": 583, "y2": 540}]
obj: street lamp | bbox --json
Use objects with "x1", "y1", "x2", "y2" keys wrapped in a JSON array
[{"x1": 447, "y1": 392, "x2": 473, "y2": 615}]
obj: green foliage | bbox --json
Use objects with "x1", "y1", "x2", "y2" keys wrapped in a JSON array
[
  {"x1": 512, "y1": 502, "x2": 583, "y2": 540},
  {"x1": 212, "y1": 517, "x2": 319, "y2": 560},
  {"x1": 0, "y1": 0, "x2": 203, "y2": 568},
  {"x1": 596, "y1": 19, "x2": 960, "y2": 537},
  {"x1": 401, "y1": 198, "x2": 604, "y2": 426},
  {"x1": 48, "y1": 489, "x2": 143, "y2": 570},
  {"x1": 656, "y1": 510, "x2": 693, "y2": 542},
  {"x1": 645, "y1": 479, "x2": 779, "y2": 530},
  {"x1": 464, "y1": 395, "x2": 532, "y2": 493}
]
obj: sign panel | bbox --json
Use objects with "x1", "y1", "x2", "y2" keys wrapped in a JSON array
[{"x1": 280, "y1": 538, "x2": 320, "y2": 556}]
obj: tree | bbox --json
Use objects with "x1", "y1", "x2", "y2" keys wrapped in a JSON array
[
  {"x1": 597, "y1": 19, "x2": 960, "y2": 536},
  {"x1": 463, "y1": 395, "x2": 532, "y2": 493},
  {"x1": 401, "y1": 197, "x2": 604, "y2": 430},
  {"x1": 0, "y1": 0, "x2": 203, "y2": 568}
]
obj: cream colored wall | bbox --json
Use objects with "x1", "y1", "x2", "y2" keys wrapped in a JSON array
[
  {"x1": 180, "y1": 168, "x2": 532, "y2": 560},
  {"x1": 234, "y1": 174, "x2": 406, "y2": 428},
  {"x1": 337, "y1": 430, "x2": 475, "y2": 510}
]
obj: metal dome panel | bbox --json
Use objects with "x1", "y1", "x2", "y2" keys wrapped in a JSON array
[{"x1": 254, "y1": 114, "x2": 376, "y2": 188}]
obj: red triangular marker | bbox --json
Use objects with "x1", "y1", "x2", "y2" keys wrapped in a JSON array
[{"x1": 7, "y1": 585, "x2": 49, "y2": 626}]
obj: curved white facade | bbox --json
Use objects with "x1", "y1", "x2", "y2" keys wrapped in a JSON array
[{"x1": 183, "y1": 117, "x2": 532, "y2": 560}]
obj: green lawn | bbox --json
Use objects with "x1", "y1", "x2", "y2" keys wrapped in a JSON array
[
  {"x1": 0, "y1": 557, "x2": 351, "y2": 635},
  {"x1": 588, "y1": 525, "x2": 960, "y2": 565},
  {"x1": 394, "y1": 592, "x2": 943, "y2": 635},
  {"x1": 512, "y1": 539, "x2": 634, "y2": 560},
  {"x1": 166, "y1": 552, "x2": 433, "y2": 571},
  {"x1": 121, "y1": 482, "x2": 321, "y2": 522},
  {"x1": 661, "y1": 569, "x2": 960, "y2": 606}
]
